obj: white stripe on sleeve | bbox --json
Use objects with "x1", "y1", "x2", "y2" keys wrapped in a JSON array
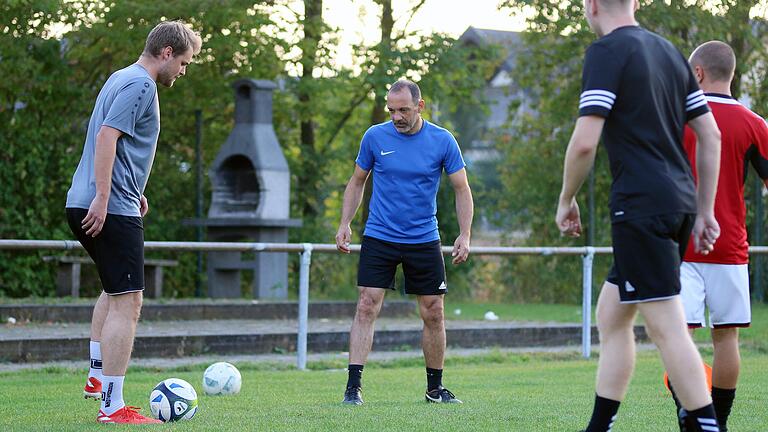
[{"x1": 580, "y1": 89, "x2": 616, "y2": 111}]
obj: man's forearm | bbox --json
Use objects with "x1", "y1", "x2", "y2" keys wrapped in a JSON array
[
  {"x1": 559, "y1": 117, "x2": 603, "y2": 202},
  {"x1": 455, "y1": 187, "x2": 473, "y2": 237},
  {"x1": 560, "y1": 141, "x2": 597, "y2": 202},
  {"x1": 93, "y1": 130, "x2": 118, "y2": 198},
  {"x1": 340, "y1": 181, "x2": 365, "y2": 226},
  {"x1": 689, "y1": 113, "x2": 722, "y2": 215}
]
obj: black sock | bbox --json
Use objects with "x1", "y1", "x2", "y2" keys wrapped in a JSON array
[
  {"x1": 346, "y1": 364, "x2": 364, "y2": 389},
  {"x1": 426, "y1": 368, "x2": 443, "y2": 391},
  {"x1": 668, "y1": 380, "x2": 685, "y2": 432},
  {"x1": 681, "y1": 404, "x2": 720, "y2": 432},
  {"x1": 711, "y1": 387, "x2": 735, "y2": 431},
  {"x1": 585, "y1": 394, "x2": 620, "y2": 432}
]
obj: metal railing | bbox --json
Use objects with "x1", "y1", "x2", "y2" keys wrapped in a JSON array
[{"x1": 4, "y1": 239, "x2": 767, "y2": 369}]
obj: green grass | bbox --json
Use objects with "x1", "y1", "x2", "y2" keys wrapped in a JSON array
[
  {"x1": 444, "y1": 301, "x2": 584, "y2": 323},
  {"x1": 0, "y1": 351, "x2": 766, "y2": 431}
]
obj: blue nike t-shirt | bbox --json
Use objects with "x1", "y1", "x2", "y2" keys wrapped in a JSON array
[{"x1": 355, "y1": 120, "x2": 466, "y2": 243}]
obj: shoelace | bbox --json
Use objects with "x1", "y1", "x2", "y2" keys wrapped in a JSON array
[
  {"x1": 345, "y1": 387, "x2": 360, "y2": 397},
  {"x1": 437, "y1": 388, "x2": 456, "y2": 400},
  {"x1": 121, "y1": 406, "x2": 146, "y2": 420}
]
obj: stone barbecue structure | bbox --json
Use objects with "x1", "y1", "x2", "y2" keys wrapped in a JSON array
[{"x1": 189, "y1": 79, "x2": 300, "y2": 298}]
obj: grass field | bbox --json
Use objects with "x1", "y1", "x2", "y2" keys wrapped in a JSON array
[
  {"x1": 0, "y1": 349, "x2": 766, "y2": 431},
  {"x1": 1, "y1": 301, "x2": 766, "y2": 431}
]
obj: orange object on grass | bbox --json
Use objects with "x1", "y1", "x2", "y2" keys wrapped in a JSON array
[{"x1": 663, "y1": 363, "x2": 713, "y2": 394}]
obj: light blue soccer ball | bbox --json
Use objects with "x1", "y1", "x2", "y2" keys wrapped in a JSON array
[
  {"x1": 149, "y1": 378, "x2": 198, "y2": 422},
  {"x1": 202, "y1": 362, "x2": 242, "y2": 396}
]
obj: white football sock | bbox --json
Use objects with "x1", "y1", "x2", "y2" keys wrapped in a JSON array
[
  {"x1": 89, "y1": 340, "x2": 103, "y2": 380},
  {"x1": 100, "y1": 375, "x2": 125, "y2": 415}
]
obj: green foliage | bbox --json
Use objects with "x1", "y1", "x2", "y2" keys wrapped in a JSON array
[
  {"x1": 492, "y1": 0, "x2": 768, "y2": 302},
  {"x1": 0, "y1": 1, "x2": 498, "y2": 299},
  {"x1": 0, "y1": 2, "x2": 84, "y2": 296}
]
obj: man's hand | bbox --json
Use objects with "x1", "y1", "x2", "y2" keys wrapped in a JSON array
[
  {"x1": 556, "y1": 197, "x2": 582, "y2": 237},
  {"x1": 82, "y1": 195, "x2": 109, "y2": 237},
  {"x1": 692, "y1": 213, "x2": 720, "y2": 255},
  {"x1": 451, "y1": 233, "x2": 470, "y2": 264},
  {"x1": 140, "y1": 195, "x2": 149, "y2": 217},
  {"x1": 335, "y1": 224, "x2": 352, "y2": 253}
]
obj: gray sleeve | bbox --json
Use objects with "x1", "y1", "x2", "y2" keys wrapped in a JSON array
[{"x1": 102, "y1": 79, "x2": 156, "y2": 137}]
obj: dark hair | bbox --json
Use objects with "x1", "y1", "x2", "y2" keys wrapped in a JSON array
[
  {"x1": 689, "y1": 41, "x2": 736, "y2": 83},
  {"x1": 388, "y1": 79, "x2": 421, "y2": 105}
]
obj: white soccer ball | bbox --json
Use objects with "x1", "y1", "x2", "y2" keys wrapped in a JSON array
[
  {"x1": 149, "y1": 378, "x2": 198, "y2": 422},
  {"x1": 202, "y1": 362, "x2": 242, "y2": 396}
]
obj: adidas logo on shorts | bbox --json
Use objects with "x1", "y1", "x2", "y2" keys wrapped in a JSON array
[
  {"x1": 625, "y1": 281, "x2": 636, "y2": 292},
  {"x1": 438, "y1": 281, "x2": 447, "y2": 291}
]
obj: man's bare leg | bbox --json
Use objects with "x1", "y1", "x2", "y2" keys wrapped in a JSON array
[
  {"x1": 639, "y1": 297, "x2": 711, "y2": 410},
  {"x1": 99, "y1": 291, "x2": 143, "y2": 415},
  {"x1": 418, "y1": 294, "x2": 445, "y2": 370},
  {"x1": 710, "y1": 327, "x2": 739, "y2": 430},
  {"x1": 348, "y1": 287, "x2": 386, "y2": 365},
  {"x1": 594, "y1": 282, "x2": 638, "y2": 401},
  {"x1": 343, "y1": 287, "x2": 386, "y2": 404},
  {"x1": 84, "y1": 292, "x2": 109, "y2": 399}
]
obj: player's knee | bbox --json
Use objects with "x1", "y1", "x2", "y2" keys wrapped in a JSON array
[
  {"x1": 711, "y1": 327, "x2": 738, "y2": 345},
  {"x1": 596, "y1": 311, "x2": 628, "y2": 336},
  {"x1": 421, "y1": 304, "x2": 444, "y2": 327},
  {"x1": 643, "y1": 320, "x2": 677, "y2": 347},
  {"x1": 355, "y1": 294, "x2": 381, "y2": 321},
  {"x1": 129, "y1": 294, "x2": 143, "y2": 321},
  {"x1": 117, "y1": 293, "x2": 143, "y2": 321}
]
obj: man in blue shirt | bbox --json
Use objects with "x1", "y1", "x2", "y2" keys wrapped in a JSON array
[
  {"x1": 66, "y1": 21, "x2": 201, "y2": 424},
  {"x1": 335, "y1": 79, "x2": 474, "y2": 405}
]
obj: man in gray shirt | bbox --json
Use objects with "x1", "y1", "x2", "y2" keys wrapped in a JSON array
[{"x1": 65, "y1": 20, "x2": 201, "y2": 424}]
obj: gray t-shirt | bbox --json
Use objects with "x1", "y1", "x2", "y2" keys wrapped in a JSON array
[{"x1": 66, "y1": 64, "x2": 160, "y2": 217}]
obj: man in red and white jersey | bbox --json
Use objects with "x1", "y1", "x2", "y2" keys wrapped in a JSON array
[{"x1": 677, "y1": 40, "x2": 768, "y2": 432}]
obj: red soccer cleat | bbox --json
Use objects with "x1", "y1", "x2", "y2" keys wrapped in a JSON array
[
  {"x1": 83, "y1": 377, "x2": 102, "y2": 400},
  {"x1": 97, "y1": 406, "x2": 162, "y2": 424}
]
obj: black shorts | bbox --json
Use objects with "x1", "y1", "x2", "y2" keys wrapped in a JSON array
[
  {"x1": 606, "y1": 213, "x2": 695, "y2": 303},
  {"x1": 357, "y1": 236, "x2": 447, "y2": 296},
  {"x1": 66, "y1": 208, "x2": 145, "y2": 295}
]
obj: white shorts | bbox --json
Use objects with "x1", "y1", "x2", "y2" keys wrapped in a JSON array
[{"x1": 679, "y1": 262, "x2": 751, "y2": 328}]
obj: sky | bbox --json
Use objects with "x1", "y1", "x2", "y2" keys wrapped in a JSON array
[
  {"x1": 320, "y1": 0, "x2": 526, "y2": 42},
  {"x1": 277, "y1": 0, "x2": 528, "y2": 69}
]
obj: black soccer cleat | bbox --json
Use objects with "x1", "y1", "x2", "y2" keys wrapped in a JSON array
[
  {"x1": 425, "y1": 386, "x2": 463, "y2": 404},
  {"x1": 342, "y1": 386, "x2": 363, "y2": 405}
]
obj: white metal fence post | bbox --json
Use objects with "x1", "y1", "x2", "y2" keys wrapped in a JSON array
[
  {"x1": 581, "y1": 247, "x2": 595, "y2": 358},
  {"x1": 297, "y1": 243, "x2": 312, "y2": 370}
]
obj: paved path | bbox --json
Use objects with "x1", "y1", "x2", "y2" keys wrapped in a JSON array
[{"x1": 0, "y1": 317, "x2": 575, "y2": 341}]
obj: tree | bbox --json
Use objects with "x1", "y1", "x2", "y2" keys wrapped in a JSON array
[
  {"x1": 492, "y1": 0, "x2": 768, "y2": 302},
  {"x1": 0, "y1": 1, "x2": 287, "y2": 296}
]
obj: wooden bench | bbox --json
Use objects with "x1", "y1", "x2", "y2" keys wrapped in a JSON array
[{"x1": 43, "y1": 256, "x2": 178, "y2": 298}]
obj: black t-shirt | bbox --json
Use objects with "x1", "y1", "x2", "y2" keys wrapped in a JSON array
[{"x1": 579, "y1": 26, "x2": 710, "y2": 222}]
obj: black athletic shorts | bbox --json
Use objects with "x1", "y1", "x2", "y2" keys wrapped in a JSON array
[
  {"x1": 606, "y1": 213, "x2": 695, "y2": 303},
  {"x1": 357, "y1": 236, "x2": 447, "y2": 296},
  {"x1": 66, "y1": 208, "x2": 145, "y2": 295}
]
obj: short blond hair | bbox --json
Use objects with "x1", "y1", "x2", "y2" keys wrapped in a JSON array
[{"x1": 143, "y1": 20, "x2": 202, "y2": 58}]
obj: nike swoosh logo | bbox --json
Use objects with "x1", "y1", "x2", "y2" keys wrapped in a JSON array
[{"x1": 380, "y1": 150, "x2": 395, "y2": 156}]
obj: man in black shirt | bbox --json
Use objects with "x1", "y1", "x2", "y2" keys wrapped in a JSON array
[{"x1": 555, "y1": 1, "x2": 723, "y2": 431}]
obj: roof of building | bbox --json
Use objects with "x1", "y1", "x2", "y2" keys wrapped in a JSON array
[{"x1": 457, "y1": 26, "x2": 522, "y2": 74}]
